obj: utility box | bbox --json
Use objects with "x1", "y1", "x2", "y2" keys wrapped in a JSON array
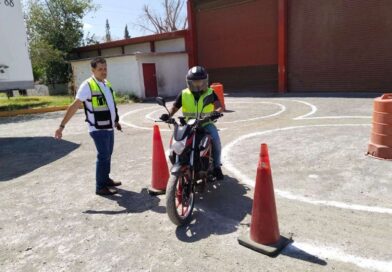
[{"x1": 0, "y1": 0, "x2": 34, "y2": 92}]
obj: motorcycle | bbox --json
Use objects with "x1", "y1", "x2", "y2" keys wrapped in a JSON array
[{"x1": 155, "y1": 95, "x2": 223, "y2": 226}]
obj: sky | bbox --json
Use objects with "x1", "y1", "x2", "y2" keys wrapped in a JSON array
[{"x1": 83, "y1": 0, "x2": 187, "y2": 41}]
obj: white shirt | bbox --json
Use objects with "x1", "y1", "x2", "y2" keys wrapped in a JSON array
[{"x1": 76, "y1": 76, "x2": 117, "y2": 132}]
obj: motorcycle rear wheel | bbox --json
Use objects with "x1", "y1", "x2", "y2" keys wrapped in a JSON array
[{"x1": 166, "y1": 174, "x2": 195, "y2": 226}]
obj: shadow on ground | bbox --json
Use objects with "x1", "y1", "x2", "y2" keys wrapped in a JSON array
[
  {"x1": 0, "y1": 137, "x2": 80, "y2": 182},
  {"x1": 0, "y1": 111, "x2": 66, "y2": 125},
  {"x1": 83, "y1": 188, "x2": 166, "y2": 215},
  {"x1": 281, "y1": 243, "x2": 328, "y2": 266},
  {"x1": 175, "y1": 175, "x2": 253, "y2": 243},
  {"x1": 174, "y1": 175, "x2": 328, "y2": 267}
]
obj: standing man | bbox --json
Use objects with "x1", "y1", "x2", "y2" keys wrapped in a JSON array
[
  {"x1": 55, "y1": 57, "x2": 122, "y2": 195},
  {"x1": 160, "y1": 66, "x2": 224, "y2": 180}
]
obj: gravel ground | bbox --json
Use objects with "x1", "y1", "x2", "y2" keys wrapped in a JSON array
[{"x1": 0, "y1": 93, "x2": 391, "y2": 272}]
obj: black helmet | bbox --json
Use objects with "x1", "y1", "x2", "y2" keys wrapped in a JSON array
[{"x1": 186, "y1": 66, "x2": 209, "y2": 93}]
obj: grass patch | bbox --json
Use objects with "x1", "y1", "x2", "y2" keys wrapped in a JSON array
[
  {"x1": 0, "y1": 95, "x2": 73, "y2": 111},
  {"x1": 0, "y1": 92, "x2": 139, "y2": 112},
  {"x1": 115, "y1": 92, "x2": 141, "y2": 104}
]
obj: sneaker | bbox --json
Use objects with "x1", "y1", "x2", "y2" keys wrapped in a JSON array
[{"x1": 214, "y1": 167, "x2": 224, "y2": 181}]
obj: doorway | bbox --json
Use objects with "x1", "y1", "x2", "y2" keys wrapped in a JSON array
[{"x1": 142, "y1": 63, "x2": 158, "y2": 98}]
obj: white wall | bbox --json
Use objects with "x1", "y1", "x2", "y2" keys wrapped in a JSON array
[
  {"x1": 71, "y1": 55, "x2": 143, "y2": 98},
  {"x1": 80, "y1": 51, "x2": 99, "y2": 59},
  {"x1": 71, "y1": 60, "x2": 91, "y2": 90},
  {"x1": 124, "y1": 43, "x2": 151, "y2": 54},
  {"x1": 106, "y1": 56, "x2": 143, "y2": 97},
  {"x1": 155, "y1": 38, "x2": 186, "y2": 53},
  {"x1": 71, "y1": 37, "x2": 189, "y2": 99},
  {"x1": 27, "y1": 85, "x2": 49, "y2": 96},
  {"x1": 137, "y1": 53, "x2": 188, "y2": 97},
  {"x1": 101, "y1": 47, "x2": 122, "y2": 57},
  {"x1": 0, "y1": 0, "x2": 33, "y2": 89}
]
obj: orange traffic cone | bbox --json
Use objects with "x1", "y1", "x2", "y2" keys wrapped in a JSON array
[
  {"x1": 367, "y1": 93, "x2": 392, "y2": 160},
  {"x1": 238, "y1": 144, "x2": 291, "y2": 256},
  {"x1": 148, "y1": 125, "x2": 170, "y2": 195},
  {"x1": 210, "y1": 83, "x2": 226, "y2": 111}
]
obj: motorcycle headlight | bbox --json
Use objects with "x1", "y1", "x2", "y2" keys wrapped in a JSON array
[
  {"x1": 171, "y1": 138, "x2": 187, "y2": 155},
  {"x1": 187, "y1": 119, "x2": 196, "y2": 126}
]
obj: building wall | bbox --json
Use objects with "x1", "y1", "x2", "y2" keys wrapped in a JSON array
[
  {"x1": 137, "y1": 53, "x2": 189, "y2": 97},
  {"x1": 71, "y1": 36, "x2": 188, "y2": 98},
  {"x1": 101, "y1": 47, "x2": 123, "y2": 57},
  {"x1": 71, "y1": 53, "x2": 188, "y2": 99},
  {"x1": 71, "y1": 55, "x2": 143, "y2": 98},
  {"x1": 155, "y1": 38, "x2": 186, "y2": 53},
  {"x1": 107, "y1": 56, "x2": 143, "y2": 97},
  {"x1": 124, "y1": 43, "x2": 151, "y2": 54},
  {"x1": 194, "y1": 0, "x2": 278, "y2": 90},
  {"x1": 80, "y1": 50, "x2": 99, "y2": 59},
  {"x1": 71, "y1": 60, "x2": 91, "y2": 89},
  {"x1": 288, "y1": 0, "x2": 392, "y2": 92}
]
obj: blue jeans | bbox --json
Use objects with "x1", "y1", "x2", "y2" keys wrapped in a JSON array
[
  {"x1": 204, "y1": 124, "x2": 221, "y2": 168},
  {"x1": 89, "y1": 130, "x2": 114, "y2": 190}
]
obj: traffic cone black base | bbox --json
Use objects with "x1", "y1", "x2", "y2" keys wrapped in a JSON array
[{"x1": 238, "y1": 233, "x2": 292, "y2": 257}]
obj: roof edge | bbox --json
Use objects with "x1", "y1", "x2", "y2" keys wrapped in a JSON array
[{"x1": 73, "y1": 30, "x2": 189, "y2": 53}]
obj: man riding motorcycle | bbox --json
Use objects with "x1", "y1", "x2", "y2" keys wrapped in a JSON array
[{"x1": 160, "y1": 66, "x2": 224, "y2": 180}]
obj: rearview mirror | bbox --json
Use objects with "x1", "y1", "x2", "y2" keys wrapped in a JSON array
[{"x1": 156, "y1": 97, "x2": 166, "y2": 107}]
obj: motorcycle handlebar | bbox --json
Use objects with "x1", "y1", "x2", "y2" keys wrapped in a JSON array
[
  {"x1": 201, "y1": 113, "x2": 224, "y2": 122},
  {"x1": 156, "y1": 118, "x2": 175, "y2": 124},
  {"x1": 158, "y1": 113, "x2": 223, "y2": 125}
]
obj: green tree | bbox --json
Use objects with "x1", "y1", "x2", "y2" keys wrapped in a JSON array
[
  {"x1": 105, "y1": 19, "x2": 111, "y2": 42},
  {"x1": 26, "y1": 0, "x2": 95, "y2": 84},
  {"x1": 124, "y1": 24, "x2": 130, "y2": 39},
  {"x1": 83, "y1": 31, "x2": 100, "y2": 46},
  {"x1": 29, "y1": 39, "x2": 63, "y2": 82}
]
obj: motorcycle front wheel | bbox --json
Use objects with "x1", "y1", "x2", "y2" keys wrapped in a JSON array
[{"x1": 166, "y1": 174, "x2": 195, "y2": 226}]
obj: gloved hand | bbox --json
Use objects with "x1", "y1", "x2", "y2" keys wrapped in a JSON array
[
  {"x1": 211, "y1": 110, "x2": 221, "y2": 118},
  {"x1": 115, "y1": 122, "x2": 122, "y2": 132},
  {"x1": 160, "y1": 113, "x2": 170, "y2": 122}
]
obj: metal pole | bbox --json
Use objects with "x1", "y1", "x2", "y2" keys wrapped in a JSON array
[{"x1": 278, "y1": 0, "x2": 288, "y2": 93}]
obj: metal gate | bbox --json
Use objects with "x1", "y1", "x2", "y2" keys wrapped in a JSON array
[{"x1": 288, "y1": 0, "x2": 392, "y2": 92}]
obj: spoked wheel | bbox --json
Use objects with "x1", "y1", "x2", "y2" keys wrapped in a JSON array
[{"x1": 166, "y1": 174, "x2": 195, "y2": 226}]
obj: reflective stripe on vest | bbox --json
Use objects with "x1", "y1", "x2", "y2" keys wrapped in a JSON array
[
  {"x1": 84, "y1": 77, "x2": 116, "y2": 129},
  {"x1": 182, "y1": 88, "x2": 214, "y2": 124}
]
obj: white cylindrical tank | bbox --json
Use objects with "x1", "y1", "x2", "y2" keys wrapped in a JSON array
[{"x1": 0, "y1": 0, "x2": 34, "y2": 91}]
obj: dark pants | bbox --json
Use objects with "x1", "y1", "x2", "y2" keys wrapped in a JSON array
[
  {"x1": 204, "y1": 124, "x2": 222, "y2": 168},
  {"x1": 89, "y1": 130, "x2": 114, "y2": 190}
]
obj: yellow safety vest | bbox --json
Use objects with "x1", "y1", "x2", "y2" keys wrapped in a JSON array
[
  {"x1": 182, "y1": 88, "x2": 214, "y2": 126},
  {"x1": 84, "y1": 77, "x2": 118, "y2": 129}
]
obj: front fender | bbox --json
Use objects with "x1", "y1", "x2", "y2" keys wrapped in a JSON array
[
  {"x1": 170, "y1": 163, "x2": 188, "y2": 176},
  {"x1": 170, "y1": 163, "x2": 182, "y2": 176}
]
